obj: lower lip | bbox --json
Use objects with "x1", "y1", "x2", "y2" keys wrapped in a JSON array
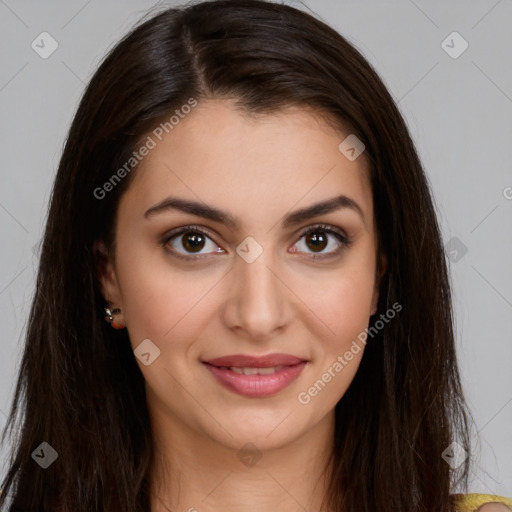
[{"x1": 203, "y1": 362, "x2": 307, "y2": 398}]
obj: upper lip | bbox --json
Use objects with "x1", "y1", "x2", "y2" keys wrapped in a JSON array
[{"x1": 203, "y1": 353, "x2": 307, "y2": 368}]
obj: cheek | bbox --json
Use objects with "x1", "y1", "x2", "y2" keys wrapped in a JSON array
[
  {"x1": 302, "y1": 268, "x2": 376, "y2": 397},
  {"x1": 115, "y1": 250, "x2": 223, "y2": 347},
  {"x1": 307, "y1": 258, "x2": 376, "y2": 338},
  {"x1": 319, "y1": 280, "x2": 374, "y2": 369},
  {"x1": 298, "y1": 269, "x2": 375, "y2": 408}
]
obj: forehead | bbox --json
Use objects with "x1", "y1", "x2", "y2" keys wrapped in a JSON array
[{"x1": 120, "y1": 99, "x2": 373, "y2": 230}]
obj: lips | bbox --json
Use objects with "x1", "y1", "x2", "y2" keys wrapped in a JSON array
[
  {"x1": 201, "y1": 353, "x2": 308, "y2": 398},
  {"x1": 203, "y1": 353, "x2": 306, "y2": 368}
]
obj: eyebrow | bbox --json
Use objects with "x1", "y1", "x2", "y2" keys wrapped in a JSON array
[{"x1": 143, "y1": 194, "x2": 365, "y2": 229}]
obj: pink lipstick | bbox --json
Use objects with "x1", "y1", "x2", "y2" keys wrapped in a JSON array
[{"x1": 202, "y1": 353, "x2": 307, "y2": 398}]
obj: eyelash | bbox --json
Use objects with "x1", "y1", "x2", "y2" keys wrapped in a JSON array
[{"x1": 161, "y1": 223, "x2": 353, "y2": 261}]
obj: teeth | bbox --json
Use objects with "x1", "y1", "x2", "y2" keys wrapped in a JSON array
[
  {"x1": 257, "y1": 367, "x2": 278, "y2": 374},
  {"x1": 225, "y1": 366, "x2": 284, "y2": 375}
]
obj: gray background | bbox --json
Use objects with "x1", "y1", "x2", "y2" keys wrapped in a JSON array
[{"x1": 0, "y1": 0, "x2": 511, "y2": 497}]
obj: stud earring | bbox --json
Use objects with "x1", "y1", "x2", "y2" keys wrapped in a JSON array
[{"x1": 104, "y1": 307, "x2": 124, "y2": 329}]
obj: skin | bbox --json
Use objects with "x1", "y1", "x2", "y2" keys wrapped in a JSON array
[{"x1": 97, "y1": 99, "x2": 386, "y2": 512}]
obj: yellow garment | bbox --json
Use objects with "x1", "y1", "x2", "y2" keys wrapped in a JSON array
[{"x1": 453, "y1": 493, "x2": 512, "y2": 511}]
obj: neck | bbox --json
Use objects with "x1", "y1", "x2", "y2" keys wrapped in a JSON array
[{"x1": 147, "y1": 408, "x2": 335, "y2": 512}]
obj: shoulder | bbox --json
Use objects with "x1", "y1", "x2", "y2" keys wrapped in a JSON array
[{"x1": 452, "y1": 494, "x2": 512, "y2": 512}]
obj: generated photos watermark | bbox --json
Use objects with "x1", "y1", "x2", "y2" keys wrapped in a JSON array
[
  {"x1": 297, "y1": 301, "x2": 402, "y2": 405},
  {"x1": 93, "y1": 98, "x2": 198, "y2": 200}
]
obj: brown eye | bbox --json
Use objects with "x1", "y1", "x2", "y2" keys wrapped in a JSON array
[
  {"x1": 163, "y1": 226, "x2": 225, "y2": 259},
  {"x1": 292, "y1": 224, "x2": 351, "y2": 259}
]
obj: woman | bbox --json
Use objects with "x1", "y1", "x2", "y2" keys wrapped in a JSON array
[{"x1": 0, "y1": 1, "x2": 510, "y2": 511}]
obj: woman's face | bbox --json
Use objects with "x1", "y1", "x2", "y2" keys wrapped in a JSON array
[{"x1": 98, "y1": 99, "x2": 384, "y2": 451}]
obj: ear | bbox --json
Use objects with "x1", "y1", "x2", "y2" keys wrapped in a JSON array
[
  {"x1": 94, "y1": 240, "x2": 124, "y2": 315},
  {"x1": 370, "y1": 252, "x2": 387, "y2": 316}
]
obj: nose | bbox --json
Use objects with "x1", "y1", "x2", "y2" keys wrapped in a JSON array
[{"x1": 222, "y1": 247, "x2": 291, "y2": 341}]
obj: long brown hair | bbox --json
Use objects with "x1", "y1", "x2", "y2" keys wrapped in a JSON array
[{"x1": 0, "y1": 1, "x2": 472, "y2": 510}]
